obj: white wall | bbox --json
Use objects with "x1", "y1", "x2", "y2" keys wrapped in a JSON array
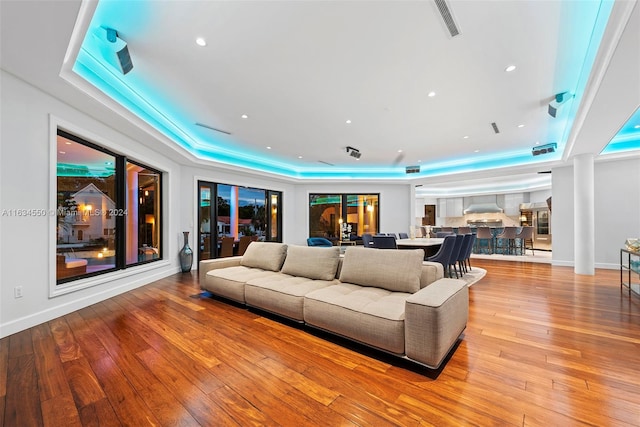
[
  {"x1": 551, "y1": 166, "x2": 575, "y2": 266},
  {"x1": 0, "y1": 71, "x2": 181, "y2": 338},
  {"x1": 594, "y1": 158, "x2": 640, "y2": 268},
  {"x1": 552, "y1": 157, "x2": 640, "y2": 269},
  {"x1": 529, "y1": 189, "x2": 552, "y2": 204}
]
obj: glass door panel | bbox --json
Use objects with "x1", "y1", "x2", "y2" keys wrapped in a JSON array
[
  {"x1": 198, "y1": 183, "x2": 213, "y2": 261},
  {"x1": 309, "y1": 194, "x2": 342, "y2": 243}
]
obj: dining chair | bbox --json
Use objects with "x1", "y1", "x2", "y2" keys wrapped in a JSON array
[
  {"x1": 475, "y1": 227, "x2": 493, "y2": 254},
  {"x1": 236, "y1": 236, "x2": 253, "y2": 256},
  {"x1": 515, "y1": 226, "x2": 535, "y2": 255},
  {"x1": 456, "y1": 234, "x2": 473, "y2": 275},
  {"x1": 361, "y1": 233, "x2": 374, "y2": 248},
  {"x1": 495, "y1": 226, "x2": 517, "y2": 255},
  {"x1": 427, "y1": 235, "x2": 457, "y2": 278},
  {"x1": 306, "y1": 237, "x2": 333, "y2": 247},
  {"x1": 463, "y1": 234, "x2": 476, "y2": 272},
  {"x1": 372, "y1": 235, "x2": 397, "y2": 249},
  {"x1": 219, "y1": 236, "x2": 235, "y2": 257},
  {"x1": 448, "y1": 234, "x2": 465, "y2": 278},
  {"x1": 436, "y1": 231, "x2": 454, "y2": 238}
]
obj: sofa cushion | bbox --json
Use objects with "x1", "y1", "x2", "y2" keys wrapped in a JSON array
[
  {"x1": 205, "y1": 266, "x2": 281, "y2": 303},
  {"x1": 338, "y1": 247, "x2": 424, "y2": 293},
  {"x1": 240, "y1": 242, "x2": 288, "y2": 272},
  {"x1": 245, "y1": 274, "x2": 337, "y2": 321},
  {"x1": 304, "y1": 283, "x2": 409, "y2": 354},
  {"x1": 281, "y1": 245, "x2": 340, "y2": 281}
]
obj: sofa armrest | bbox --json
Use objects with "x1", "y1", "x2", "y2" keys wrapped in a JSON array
[
  {"x1": 420, "y1": 261, "x2": 444, "y2": 287},
  {"x1": 404, "y1": 278, "x2": 468, "y2": 368},
  {"x1": 198, "y1": 257, "x2": 242, "y2": 284}
]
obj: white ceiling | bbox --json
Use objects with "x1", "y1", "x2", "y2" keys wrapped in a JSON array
[{"x1": 1, "y1": 0, "x2": 639, "y2": 197}]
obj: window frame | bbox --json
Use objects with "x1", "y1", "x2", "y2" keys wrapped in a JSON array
[
  {"x1": 50, "y1": 118, "x2": 168, "y2": 297},
  {"x1": 308, "y1": 193, "x2": 380, "y2": 242}
]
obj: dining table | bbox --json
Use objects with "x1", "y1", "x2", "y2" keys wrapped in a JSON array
[{"x1": 395, "y1": 238, "x2": 444, "y2": 258}]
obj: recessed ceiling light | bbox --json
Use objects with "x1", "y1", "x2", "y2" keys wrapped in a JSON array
[
  {"x1": 635, "y1": 125, "x2": 640, "y2": 129},
  {"x1": 298, "y1": 156, "x2": 303, "y2": 159},
  {"x1": 427, "y1": 91, "x2": 436, "y2": 97},
  {"x1": 505, "y1": 65, "x2": 516, "y2": 72},
  {"x1": 346, "y1": 119, "x2": 352, "y2": 124},
  {"x1": 535, "y1": 141, "x2": 540, "y2": 145},
  {"x1": 59, "y1": 151, "x2": 65, "y2": 154},
  {"x1": 463, "y1": 135, "x2": 469, "y2": 139},
  {"x1": 266, "y1": 146, "x2": 272, "y2": 150},
  {"x1": 397, "y1": 149, "x2": 403, "y2": 153},
  {"x1": 195, "y1": 37, "x2": 207, "y2": 47},
  {"x1": 517, "y1": 124, "x2": 525, "y2": 128},
  {"x1": 417, "y1": 160, "x2": 422, "y2": 163},
  {"x1": 241, "y1": 114, "x2": 248, "y2": 119},
  {"x1": 474, "y1": 149, "x2": 480, "y2": 153},
  {"x1": 65, "y1": 141, "x2": 71, "y2": 145}
]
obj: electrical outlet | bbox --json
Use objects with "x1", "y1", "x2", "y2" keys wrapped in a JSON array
[{"x1": 14, "y1": 286, "x2": 23, "y2": 298}]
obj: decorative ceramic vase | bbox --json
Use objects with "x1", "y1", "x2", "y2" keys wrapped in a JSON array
[{"x1": 179, "y1": 231, "x2": 193, "y2": 273}]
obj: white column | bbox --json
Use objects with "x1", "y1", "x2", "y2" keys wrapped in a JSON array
[{"x1": 574, "y1": 153, "x2": 595, "y2": 275}]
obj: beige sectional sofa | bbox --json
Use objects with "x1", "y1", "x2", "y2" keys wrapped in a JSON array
[{"x1": 199, "y1": 242, "x2": 468, "y2": 369}]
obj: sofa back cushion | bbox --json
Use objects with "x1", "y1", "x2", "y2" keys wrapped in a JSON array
[
  {"x1": 339, "y1": 247, "x2": 424, "y2": 293},
  {"x1": 281, "y1": 245, "x2": 340, "y2": 281},
  {"x1": 240, "y1": 242, "x2": 288, "y2": 272}
]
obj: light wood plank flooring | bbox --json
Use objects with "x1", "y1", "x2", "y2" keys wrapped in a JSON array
[{"x1": 1, "y1": 260, "x2": 639, "y2": 426}]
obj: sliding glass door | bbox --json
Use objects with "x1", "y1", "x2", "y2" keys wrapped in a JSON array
[{"x1": 198, "y1": 181, "x2": 282, "y2": 262}]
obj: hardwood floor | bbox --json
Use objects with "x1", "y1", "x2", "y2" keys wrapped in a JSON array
[{"x1": 1, "y1": 260, "x2": 639, "y2": 426}]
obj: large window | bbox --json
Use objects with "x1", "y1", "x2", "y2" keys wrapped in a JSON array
[
  {"x1": 198, "y1": 181, "x2": 282, "y2": 261},
  {"x1": 56, "y1": 130, "x2": 162, "y2": 283},
  {"x1": 309, "y1": 194, "x2": 379, "y2": 243}
]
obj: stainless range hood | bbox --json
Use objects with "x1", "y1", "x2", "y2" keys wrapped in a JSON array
[{"x1": 463, "y1": 203, "x2": 504, "y2": 214}]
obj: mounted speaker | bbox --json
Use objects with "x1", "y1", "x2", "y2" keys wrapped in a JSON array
[
  {"x1": 532, "y1": 143, "x2": 557, "y2": 156},
  {"x1": 547, "y1": 92, "x2": 572, "y2": 118},
  {"x1": 116, "y1": 45, "x2": 133, "y2": 74},
  {"x1": 96, "y1": 27, "x2": 134, "y2": 75},
  {"x1": 406, "y1": 165, "x2": 420, "y2": 174}
]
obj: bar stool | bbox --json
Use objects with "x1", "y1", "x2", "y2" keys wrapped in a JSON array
[
  {"x1": 515, "y1": 226, "x2": 535, "y2": 255},
  {"x1": 457, "y1": 226, "x2": 471, "y2": 234},
  {"x1": 495, "y1": 227, "x2": 517, "y2": 255},
  {"x1": 475, "y1": 227, "x2": 493, "y2": 254}
]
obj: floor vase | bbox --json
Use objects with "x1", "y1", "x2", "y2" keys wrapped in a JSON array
[{"x1": 179, "y1": 231, "x2": 193, "y2": 273}]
